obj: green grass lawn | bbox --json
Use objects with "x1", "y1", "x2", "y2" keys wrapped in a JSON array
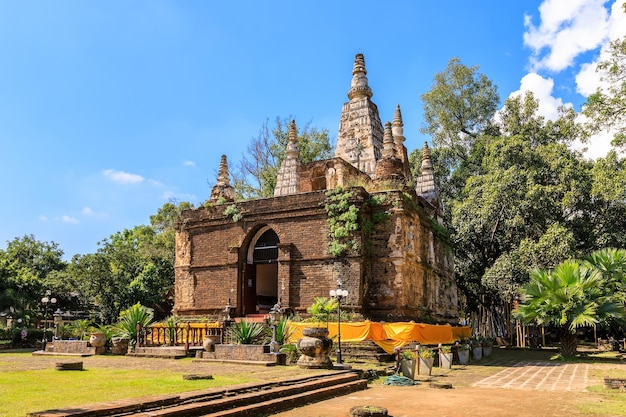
[{"x1": 0, "y1": 357, "x2": 251, "y2": 416}]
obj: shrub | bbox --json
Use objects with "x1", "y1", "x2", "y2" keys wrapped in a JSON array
[
  {"x1": 227, "y1": 320, "x2": 265, "y2": 345},
  {"x1": 113, "y1": 303, "x2": 154, "y2": 347}
]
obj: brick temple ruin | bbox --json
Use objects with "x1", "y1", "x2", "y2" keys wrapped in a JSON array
[{"x1": 173, "y1": 54, "x2": 458, "y2": 323}]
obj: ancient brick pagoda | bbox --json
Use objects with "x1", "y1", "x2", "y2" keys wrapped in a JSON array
[{"x1": 174, "y1": 54, "x2": 458, "y2": 323}]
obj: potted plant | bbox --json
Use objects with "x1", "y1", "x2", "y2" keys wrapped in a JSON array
[
  {"x1": 399, "y1": 349, "x2": 416, "y2": 379},
  {"x1": 418, "y1": 346, "x2": 435, "y2": 376},
  {"x1": 439, "y1": 344, "x2": 453, "y2": 369},
  {"x1": 482, "y1": 336, "x2": 494, "y2": 357},
  {"x1": 456, "y1": 340, "x2": 470, "y2": 365},
  {"x1": 471, "y1": 337, "x2": 483, "y2": 360}
]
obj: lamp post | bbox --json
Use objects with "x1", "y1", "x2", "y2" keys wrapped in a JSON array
[
  {"x1": 53, "y1": 308, "x2": 63, "y2": 340},
  {"x1": 268, "y1": 303, "x2": 283, "y2": 353},
  {"x1": 329, "y1": 286, "x2": 348, "y2": 364},
  {"x1": 40, "y1": 290, "x2": 57, "y2": 349}
]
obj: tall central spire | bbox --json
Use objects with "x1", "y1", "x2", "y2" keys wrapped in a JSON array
[
  {"x1": 335, "y1": 53, "x2": 384, "y2": 178},
  {"x1": 347, "y1": 53, "x2": 373, "y2": 100}
]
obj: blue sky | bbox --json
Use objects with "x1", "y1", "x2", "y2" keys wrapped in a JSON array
[{"x1": 1, "y1": 1, "x2": 624, "y2": 259}]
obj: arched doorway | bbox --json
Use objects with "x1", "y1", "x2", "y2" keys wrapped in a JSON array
[{"x1": 243, "y1": 227, "x2": 279, "y2": 315}]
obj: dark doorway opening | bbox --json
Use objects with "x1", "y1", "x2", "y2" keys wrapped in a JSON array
[{"x1": 243, "y1": 228, "x2": 279, "y2": 315}]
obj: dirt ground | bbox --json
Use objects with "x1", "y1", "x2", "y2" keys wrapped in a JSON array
[{"x1": 3, "y1": 348, "x2": 624, "y2": 417}]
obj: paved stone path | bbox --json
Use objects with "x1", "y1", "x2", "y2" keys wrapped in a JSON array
[{"x1": 473, "y1": 360, "x2": 593, "y2": 391}]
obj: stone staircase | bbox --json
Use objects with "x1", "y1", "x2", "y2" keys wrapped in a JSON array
[
  {"x1": 28, "y1": 371, "x2": 367, "y2": 417},
  {"x1": 128, "y1": 346, "x2": 189, "y2": 359}
]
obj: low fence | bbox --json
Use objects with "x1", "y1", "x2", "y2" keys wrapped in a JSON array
[
  {"x1": 138, "y1": 322, "x2": 223, "y2": 349},
  {"x1": 137, "y1": 320, "x2": 471, "y2": 354}
]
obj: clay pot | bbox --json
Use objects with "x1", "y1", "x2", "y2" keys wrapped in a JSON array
[
  {"x1": 89, "y1": 333, "x2": 107, "y2": 348},
  {"x1": 202, "y1": 335, "x2": 221, "y2": 352}
]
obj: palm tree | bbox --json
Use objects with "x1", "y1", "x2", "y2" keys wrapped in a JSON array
[
  {"x1": 516, "y1": 259, "x2": 625, "y2": 357},
  {"x1": 585, "y1": 248, "x2": 626, "y2": 300}
]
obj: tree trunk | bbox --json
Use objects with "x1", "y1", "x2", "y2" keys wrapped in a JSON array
[{"x1": 558, "y1": 327, "x2": 578, "y2": 357}]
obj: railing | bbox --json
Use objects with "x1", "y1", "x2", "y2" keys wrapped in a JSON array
[{"x1": 137, "y1": 322, "x2": 223, "y2": 349}]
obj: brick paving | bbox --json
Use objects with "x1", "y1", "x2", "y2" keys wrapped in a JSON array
[{"x1": 472, "y1": 360, "x2": 595, "y2": 391}]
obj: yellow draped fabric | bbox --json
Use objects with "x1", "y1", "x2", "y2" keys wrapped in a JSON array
[{"x1": 288, "y1": 321, "x2": 470, "y2": 354}]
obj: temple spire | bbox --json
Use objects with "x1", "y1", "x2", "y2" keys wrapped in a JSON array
[
  {"x1": 209, "y1": 154, "x2": 236, "y2": 203},
  {"x1": 415, "y1": 142, "x2": 441, "y2": 211},
  {"x1": 335, "y1": 53, "x2": 383, "y2": 178},
  {"x1": 274, "y1": 120, "x2": 301, "y2": 196},
  {"x1": 392, "y1": 104, "x2": 411, "y2": 179},
  {"x1": 382, "y1": 121, "x2": 396, "y2": 158},
  {"x1": 347, "y1": 53, "x2": 373, "y2": 101}
]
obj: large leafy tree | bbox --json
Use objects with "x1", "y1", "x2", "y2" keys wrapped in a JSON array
[
  {"x1": 517, "y1": 253, "x2": 626, "y2": 357},
  {"x1": 0, "y1": 235, "x2": 67, "y2": 323},
  {"x1": 417, "y1": 58, "x2": 609, "y2": 337},
  {"x1": 232, "y1": 116, "x2": 333, "y2": 200},
  {"x1": 68, "y1": 201, "x2": 190, "y2": 323}
]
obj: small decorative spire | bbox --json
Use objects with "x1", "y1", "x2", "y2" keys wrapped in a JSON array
[
  {"x1": 415, "y1": 142, "x2": 440, "y2": 210},
  {"x1": 216, "y1": 155, "x2": 230, "y2": 186},
  {"x1": 210, "y1": 155, "x2": 236, "y2": 202},
  {"x1": 274, "y1": 120, "x2": 301, "y2": 197},
  {"x1": 285, "y1": 119, "x2": 299, "y2": 159},
  {"x1": 382, "y1": 121, "x2": 395, "y2": 158},
  {"x1": 347, "y1": 53, "x2": 373, "y2": 101},
  {"x1": 392, "y1": 104, "x2": 405, "y2": 143}
]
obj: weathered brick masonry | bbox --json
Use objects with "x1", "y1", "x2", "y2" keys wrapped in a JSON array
[{"x1": 174, "y1": 53, "x2": 458, "y2": 323}]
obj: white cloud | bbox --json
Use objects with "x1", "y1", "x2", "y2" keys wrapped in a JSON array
[
  {"x1": 82, "y1": 206, "x2": 94, "y2": 216},
  {"x1": 61, "y1": 215, "x2": 79, "y2": 224},
  {"x1": 183, "y1": 160, "x2": 196, "y2": 167},
  {"x1": 575, "y1": 1, "x2": 626, "y2": 96},
  {"x1": 38, "y1": 215, "x2": 48, "y2": 221},
  {"x1": 103, "y1": 169, "x2": 145, "y2": 184},
  {"x1": 524, "y1": 0, "x2": 610, "y2": 71}
]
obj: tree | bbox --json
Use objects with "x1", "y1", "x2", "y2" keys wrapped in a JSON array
[
  {"x1": 582, "y1": 16, "x2": 626, "y2": 150},
  {"x1": 588, "y1": 151, "x2": 626, "y2": 249},
  {"x1": 517, "y1": 258, "x2": 625, "y2": 357},
  {"x1": 149, "y1": 201, "x2": 194, "y2": 257},
  {"x1": 232, "y1": 116, "x2": 333, "y2": 199},
  {"x1": 0, "y1": 235, "x2": 67, "y2": 323},
  {"x1": 420, "y1": 57, "x2": 499, "y2": 167}
]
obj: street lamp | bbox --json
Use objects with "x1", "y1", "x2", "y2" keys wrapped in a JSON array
[
  {"x1": 329, "y1": 286, "x2": 348, "y2": 364},
  {"x1": 40, "y1": 291, "x2": 57, "y2": 349}
]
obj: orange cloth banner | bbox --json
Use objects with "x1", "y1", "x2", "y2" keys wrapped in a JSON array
[{"x1": 288, "y1": 321, "x2": 470, "y2": 354}]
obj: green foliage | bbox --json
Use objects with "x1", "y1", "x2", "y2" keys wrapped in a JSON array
[
  {"x1": 223, "y1": 204, "x2": 243, "y2": 222},
  {"x1": 278, "y1": 343, "x2": 299, "y2": 364},
  {"x1": 418, "y1": 346, "x2": 435, "y2": 359},
  {"x1": 400, "y1": 349, "x2": 416, "y2": 360},
  {"x1": 69, "y1": 319, "x2": 93, "y2": 340},
  {"x1": 305, "y1": 297, "x2": 338, "y2": 325},
  {"x1": 582, "y1": 35, "x2": 626, "y2": 150},
  {"x1": 420, "y1": 57, "x2": 499, "y2": 165},
  {"x1": 324, "y1": 188, "x2": 360, "y2": 257},
  {"x1": 273, "y1": 317, "x2": 294, "y2": 345},
  {"x1": 113, "y1": 303, "x2": 154, "y2": 347},
  {"x1": 516, "y1": 253, "x2": 626, "y2": 357},
  {"x1": 227, "y1": 320, "x2": 266, "y2": 345},
  {"x1": 0, "y1": 235, "x2": 67, "y2": 321}
]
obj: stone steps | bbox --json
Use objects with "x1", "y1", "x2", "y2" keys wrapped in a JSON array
[
  {"x1": 128, "y1": 346, "x2": 188, "y2": 359},
  {"x1": 28, "y1": 371, "x2": 367, "y2": 417}
]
